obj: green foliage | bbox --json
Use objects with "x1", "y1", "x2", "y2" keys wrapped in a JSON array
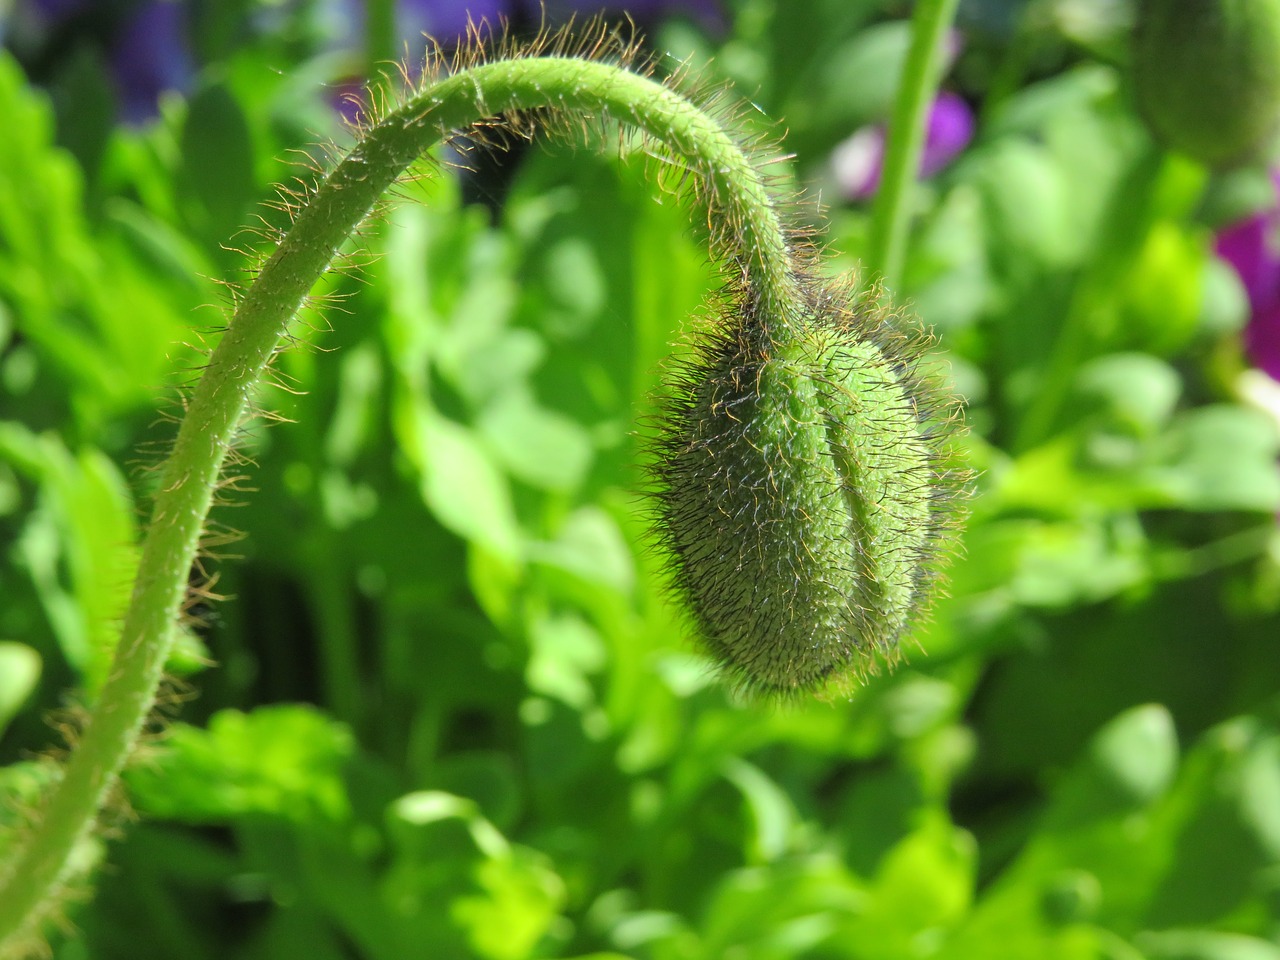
[{"x1": 1, "y1": 1, "x2": 1279, "y2": 958}]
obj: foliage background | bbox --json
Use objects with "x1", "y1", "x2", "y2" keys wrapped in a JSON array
[{"x1": 2, "y1": 0, "x2": 1280, "y2": 958}]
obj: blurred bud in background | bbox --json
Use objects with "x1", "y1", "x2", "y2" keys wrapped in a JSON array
[{"x1": 1131, "y1": 0, "x2": 1280, "y2": 168}]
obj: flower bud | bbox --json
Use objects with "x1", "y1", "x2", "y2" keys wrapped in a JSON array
[
  {"x1": 1132, "y1": 0, "x2": 1280, "y2": 166},
  {"x1": 654, "y1": 279, "x2": 962, "y2": 697}
]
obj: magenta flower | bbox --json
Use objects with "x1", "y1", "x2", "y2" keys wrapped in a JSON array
[
  {"x1": 832, "y1": 90, "x2": 975, "y2": 200},
  {"x1": 1215, "y1": 176, "x2": 1280, "y2": 382}
]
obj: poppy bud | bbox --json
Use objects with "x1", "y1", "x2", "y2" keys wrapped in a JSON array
[
  {"x1": 654, "y1": 277, "x2": 963, "y2": 698},
  {"x1": 1132, "y1": 0, "x2": 1280, "y2": 166}
]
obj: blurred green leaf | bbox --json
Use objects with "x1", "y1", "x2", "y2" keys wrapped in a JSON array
[
  {"x1": 125, "y1": 706, "x2": 354, "y2": 823},
  {"x1": 721, "y1": 758, "x2": 796, "y2": 864},
  {"x1": 180, "y1": 80, "x2": 257, "y2": 252},
  {"x1": 0, "y1": 643, "x2": 40, "y2": 738},
  {"x1": 0, "y1": 425, "x2": 140, "y2": 692},
  {"x1": 1144, "y1": 716, "x2": 1280, "y2": 927},
  {"x1": 1137, "y1": 931, "x2": 1280, "y2": 960},
  {"x1": 478, "y1": 385, "x2": 594, "y2": 492},
  {"x1": 405, "y1": 407, "x2": 522, "y2": 561},
  {"x1": 1073, "y1": 354, "x2": 1181, "y2": 436},
  {"x1": 1148, "y1": 407, "x2": 1280, "y2": 512},
  {"x1": 1049, "y1": 704, "x2": 1179, "y2": 828},
  {"x1": 452, "y1": 850, "x2": 565, "y2": 960},
  {"x1": 847, "y1": 813, "x2": 976, "y2": 954},
  {"x1": 812, "y1": 20, "x2": 913, "y2": 129},
  {"x1": 526, "y1": 612, "x2": 606, "y2": 710},
  {"x1": 0, "y1": 54, "x2": 200, "y2": 430}
]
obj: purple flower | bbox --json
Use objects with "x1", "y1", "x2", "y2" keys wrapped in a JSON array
[
  {"x1": 109, "y1": 1, "x2": 195, "y2": 124},
  {"x1": 329, "y1": 0, "x2": 725, "y2": 122},
  {"x1": 522, "y1": 0, "x2": 725, "y2": 34},
  {"x1": 26, "y1": 0, "x2": 87, "y2": 20},
  {"x1": 10, "y1": 0, "x2": 194, "y2": 123},
  {"x1": 1216, "y1": 179, "x2": 1280, "y2": 381},
  {"x1": 832, "y1": 90, "x2": 975, "y2": 200},
  {"x1": 400, "y1": 0, "x2": 507, "y2": 40},
  {"x1": 337, "y1": 0, "x2": 723, "y2": 54}
]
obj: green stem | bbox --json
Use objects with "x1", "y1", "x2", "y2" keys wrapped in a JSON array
[
  {"x1": 865, "y1": 0, "x2": 960, "y2": 297},
  {"x1": 365, "y1": 0, "x2": 396, "y2": 79},
  {"x1": 0, "y1": 53, "x2": 795, "y2": 953}
]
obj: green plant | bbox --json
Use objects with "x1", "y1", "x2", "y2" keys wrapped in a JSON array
[{"x1": 0, "y1": 13, "x2": 964, "y2": 956}]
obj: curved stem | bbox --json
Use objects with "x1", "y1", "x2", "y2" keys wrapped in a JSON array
[
  {"x1": 865, "y1": 0, "x2": 960, "y2": 297},
  {"x1": 0, "y1": 54, "x2": 795, "y2": 953}
]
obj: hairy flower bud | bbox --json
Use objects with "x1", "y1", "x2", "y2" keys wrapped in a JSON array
[{"x1": 654, "y1": 277, "x2": 963, "y2": 698}]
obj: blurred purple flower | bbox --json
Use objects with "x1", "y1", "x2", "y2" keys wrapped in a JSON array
[
  {"x1": 527, "y1": 0, "x2": 725, "y2": 33},
  {"x1": 110, "y1": 1, "x2": 195, "y2": 124},
  {"x1": 330, "y1": 0, "x2": 725, "y2": 122},
  {"x1": 1216, "y1": 177, "x2": 1280, "y2": 382},
  {"x1": 401, "y1": 0, "x2": 507, "y2": 40},
  {"x1": 337, "y1": 0, "x2": 723, "y2": 55},
  {"x1": 832, "y1": 90, "x2": 975, "y2": 200},
  {"x1": 27, "y1": 0, "x2": 87, "y2": 20},
  {"x1": 10, "y1": 0, "x2": 194, "y2": 123}
]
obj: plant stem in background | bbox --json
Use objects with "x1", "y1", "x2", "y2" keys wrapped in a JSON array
[{"x1": 866, "y1": 0, "x2": 961, "y2": 297}]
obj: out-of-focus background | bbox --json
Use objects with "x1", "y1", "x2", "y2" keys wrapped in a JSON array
[{"x1": 2, "y1": 1, "x2": 1280, "y2": 957}]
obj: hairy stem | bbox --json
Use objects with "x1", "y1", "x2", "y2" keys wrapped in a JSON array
[
  {"x1": 0, "y1": 53, "x2": 795, "y2": 953},
  {"x1": 866, "y1": 0, "x2": 960, "y2": 296}
]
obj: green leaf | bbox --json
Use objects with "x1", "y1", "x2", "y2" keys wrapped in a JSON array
[
  {"x1": 180, "y1": 80, "x2": 257, "y2": 249},
  {"x1": 526, "y1": 612, "x2": 606, "y2": 710},
  {"x1": 478, "y1": 386, "x2": 594, "y2": 492},
  {"x1": 1145, "y1": 717, "x2": 1280, "y2": 927},
  {"x1": 451, "y1": 850, "x2": 566, "y2": 960},
  {"x1": 1102, "y1": 221, "x2": 1205, "y2": 356},
  {"x1": 1137, "y1": 931, "x2": 1280, "y2": 960},
  {"x1": 970, "y1": 138, "x2": 1076, "y2": 272},
  {"x1": 846, "y1": 813, "x2": 976, "y2": 953},
  {"x1": 0, "y1": 642, "x2": 40, "y2": 738},
  {"x1": 0, "y1": 53, "x2": 200, "y2": 428},
  {"x1": 1073, "y1": 354, "x2": 1182, "y2": 437},
  {"x1": 696, "y1": 857, "x2": 865, "y2": 958},
  {"x1": 813, "y1": 21, "x2": 913, "y2": 128},
  {"x1": 1048, "y1": 704, "x2": 1179, "y2": 828},
  {"x1": 1149, "y1": 406, "x2": 1280, "y2": 512},
  {"x1": 721, "y1": 758, "x2": 797, "y2": 864},
  {"x1": 408, "y1": 408, "x2": 522, "y2": 561},
  {"x1": 124, "y1": 706, "x2": 354, "y2": 823},
  {"x1": 528, "y1": 506, "x2": 636, "y2": 594},
  {"x1": 0, "y1": 426, "x2": 140, "y2": 691}
]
